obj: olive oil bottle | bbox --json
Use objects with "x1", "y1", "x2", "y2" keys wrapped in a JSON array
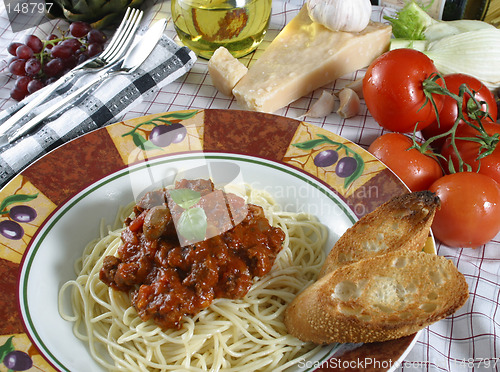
[{"x1": 171, "y1": 0, "x2": 272, "y2": 59}]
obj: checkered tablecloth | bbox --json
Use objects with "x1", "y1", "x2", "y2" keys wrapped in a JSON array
[{"x1": 0, "y1": 0, "x2": 499, "y2": 371}]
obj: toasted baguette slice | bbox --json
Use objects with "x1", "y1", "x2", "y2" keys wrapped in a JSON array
[
  {"x1": 284, "y1": 250, "x2": 469, "y2": 344},
  {"x1": 319, "y1": 191, "x2": 440, "y2": 277}
]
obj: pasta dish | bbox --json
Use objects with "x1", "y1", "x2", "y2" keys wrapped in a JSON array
[{"x1": 59, "y1": 179, "x2": 328, "y2": 371}]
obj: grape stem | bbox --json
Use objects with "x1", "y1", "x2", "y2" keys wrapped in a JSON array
[{"x1": 35, "y1": 28, "x2": 86, "y2": 67}]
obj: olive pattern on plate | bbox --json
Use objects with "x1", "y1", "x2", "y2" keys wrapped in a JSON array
[
  {"x1": 122, "y1": 111, "x2": 198, "y2": 150},
  {"x1": 293, "y1": 134, "x2": 365, "y2": 188},
  {"x1": 0, "y1": 336, "x2": 33, "y2": 371},
  {"x1": 0, "y1": 193, "x2": 38, "y2": 240}
]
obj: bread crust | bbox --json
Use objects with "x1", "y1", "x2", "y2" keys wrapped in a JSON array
[
  {"x1": 319, "y1": 191, "x2": 440, "y2": 277},
  {"x1": 284, "y1": 251, "x2": 469, "y2": 344}
]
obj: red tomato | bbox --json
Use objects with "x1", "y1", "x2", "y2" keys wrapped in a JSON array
[
  {"x1": 441, "y1": 120, "x2": 500, "y2": 184},
  {"x1": 368, "y1": 133, "x2": 443, "y2": 191},
  {"x1": 422, "y1": 73, "x2": 498, "y2": 149},
  {"x1": 429, "y1": 172, "x2": 500, "y2": 248},
  {"x1": 363, "y1": 49, "x2": 444, "y2": 133}
]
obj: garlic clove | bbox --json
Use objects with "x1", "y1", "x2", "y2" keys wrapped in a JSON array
[
  {"x1": 300, "y1": 90, "x2": 337, "y2": 119},
  {"x1": 346, "y1": 78, "x2": 364, "y2": 98},
  {"x1": 337, "y1": 88, "x2": 361, "y2": 118},
  {"x1": 306, "y1": 0, "x2": 372, "y2": 32}
]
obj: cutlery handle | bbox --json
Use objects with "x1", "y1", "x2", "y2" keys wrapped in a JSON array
[
  {"x1": 0, "y1": 74, "x2": 75, "y2": 137},
  {"x1": 7, "y1": 71, "x2": 110, "y2": 143},
  {"x1": 0, "y1": 54, "x2": 109, "y2": 137}
]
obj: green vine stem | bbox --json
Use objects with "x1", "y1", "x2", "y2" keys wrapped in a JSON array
[
  {"x1": 408, "y1": 72, "x2": 497, "y2": 173},
  {"x1": 0, "y1": 193, "x2": 38, "y2": 215},
  {"x1": 122, "y1": 111, "x2": 198, "y2": 137}
]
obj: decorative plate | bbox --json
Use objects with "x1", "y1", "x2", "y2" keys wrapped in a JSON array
[{"x1": 0, "y1": 109, "x2": 431, "y2": 372}]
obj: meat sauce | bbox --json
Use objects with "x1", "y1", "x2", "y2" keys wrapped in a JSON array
[{"x1": 100, "y1": 179, "x2": 285, "y2": 329}]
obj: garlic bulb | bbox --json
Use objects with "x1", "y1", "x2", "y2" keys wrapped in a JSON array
[{"x1": 306, "y1": 0, "x2": 372, "y2": 32}]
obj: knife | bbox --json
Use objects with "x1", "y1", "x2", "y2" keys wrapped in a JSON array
[
  {"x1": 0, "y1": 8, "x2": 142, "y2": 139},
  {"x1": 4, "y1": 18, "x2": 167, "y2": 145}
]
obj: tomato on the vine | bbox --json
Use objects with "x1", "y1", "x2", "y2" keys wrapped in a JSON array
[
  {"x1": 363, "y1": 49, "x2": 444, "y2": 133},
  {"x1": 441, "y1": 119, "x2": 500, "y2": 184},
  {"x1": 368, "y1": 133, "x2": 443, "y2": 192},
  {"x1": 422, "y1": 73, "x2": 497, "y2": 148},
  {"x1": 429, "y1": 172, "x2": 500, "y2": 248}
]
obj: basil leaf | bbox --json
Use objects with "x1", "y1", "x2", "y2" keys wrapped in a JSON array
[
  {"x1": 169, "y1": 189, "x2": 201, "y2": 210},
  {"x1": 177, "y1": 207, "x2": 207, "y2": 241},
  {"x1": 0, "y1": 194, "x2": 38, "y2": 213}
]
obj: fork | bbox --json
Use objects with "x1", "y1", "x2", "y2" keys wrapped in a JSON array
[
  {"x1": 3, "y1": 18, "x2": 168, "y2": 146},
  {"x1": 0, "y1": 7, "x2": 143, "y2": 137}
]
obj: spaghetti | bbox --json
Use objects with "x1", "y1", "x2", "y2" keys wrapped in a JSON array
[{"x1": 59, "y1": 185, "x2": 327, "y2": 371}]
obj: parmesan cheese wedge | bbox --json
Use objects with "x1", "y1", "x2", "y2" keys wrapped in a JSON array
[
  {"x1": 208, "y1": 47, "x2": 248, "y2": 96},
  {"x1": 232, "y1": 6, "x2": 392, "y2": 113}
]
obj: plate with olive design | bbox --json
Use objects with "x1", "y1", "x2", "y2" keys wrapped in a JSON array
[{"x1": 0, "y1": 109, "x2": 431, "y2": 372}]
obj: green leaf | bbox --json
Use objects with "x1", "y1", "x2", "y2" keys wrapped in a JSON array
[
  {"x1": 152, "y1": 118, "x2": 172, "y2": 125},
  {"x1": 131, "y1": 132, "x2": 162, "y2": 151},
  {"x1": 177, "y1": 207, "x2": 207, "y2": 241},
  {"x1": 169, "y1": 189, "x2": 201, "y2": 210},
  {"x1": 292, "y1": 138, "x2": 329, "y2": 150},
  {"x1": 344, "y1": 154, "x2": 365, "y2": 189},
  {"x1": 141, "y1": 140, "x2": 163, "y2": 151},
  {"x1": 162, "y1": 111, "x2": 198, "y2": 120},
  {"x1": 0, "y1": 193, "x2": 38, "y2": 213},
  {"x1": 0, "y1": 336, "x2": 15, "y2": 363}
]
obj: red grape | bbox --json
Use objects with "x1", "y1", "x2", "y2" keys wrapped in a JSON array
[
  {"x1": 25, "y1": 35, "x2": 43, "y2": 53},
  {"x1": 15, "y1": 76, "x2": 31, "y2": 93},
  {"x1": 87, "y1": 43, "x2": 103, "y2": 57},
  {"x1": 50, "y1": 44, "x2": 72, "y2": 59},
  {"x1": 27, "y1": 79, "x2": 45, "y2": 94},
  {"x1": 7, "y1": 23, "x2": 107, "y2": 101},
  {"x1": 25, "y1": 58, "x2": 42, "y2": 75},
  {"x1": 60, "y1": 38, "x2": 82, "y2": 53},
  {"x1": 9, "y1": 59, "x2": 26, "y2": 76},
  {"x1": 77, "y1": 53, "x2": 89, "y2": 64},
  {"x1": 62, "y1": 55, "x2": 78, "y2": 69},
  {"x1": 87, "y1": 29, "x2": 107, "y2": 44},
  {"x1": 70, "y1": 21, "x2": 92, "y2": 38},
  {"x1": 43, "y1": 58, "x2": 63, "y2": 77},
  {"x1": 16, "y1": 45, "x2": 34, "y2": 59},
  {"x1": 46, "y1": 34, "x2": 58, "y2": 49},
  {"x1": 10, "y1": 87, "x2": 27, "y2": 101},
  {"x1": 8, "y1": 42, "x2": 23, "y2": 56}
]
